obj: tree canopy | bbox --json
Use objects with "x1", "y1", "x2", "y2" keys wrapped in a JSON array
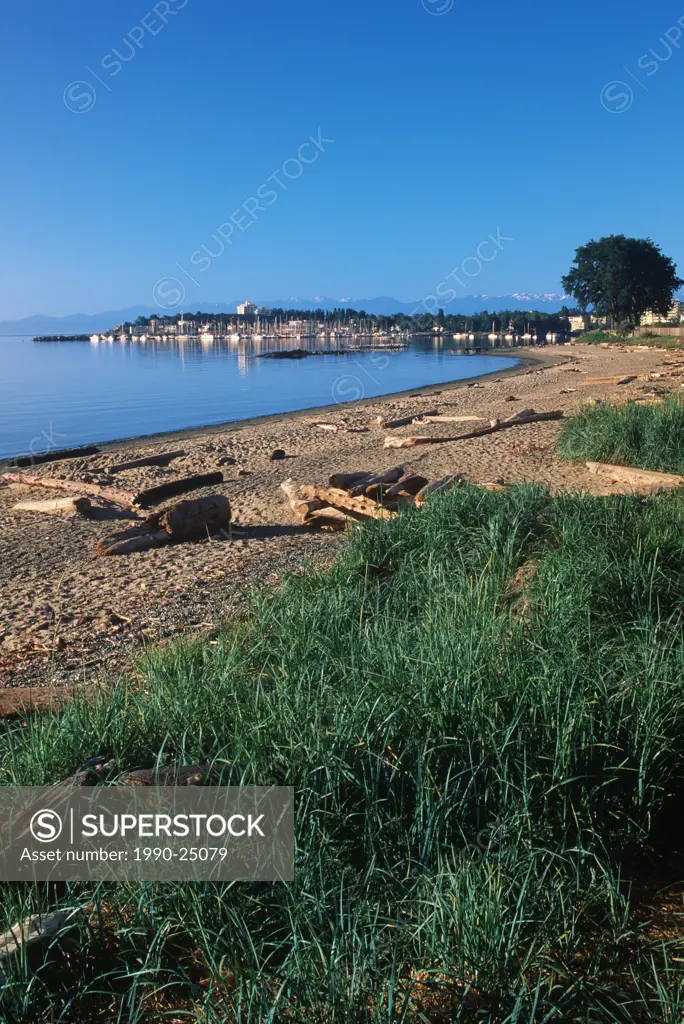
[{"x1": 562, "y1": 235, "x2": 682, "y2": 326}]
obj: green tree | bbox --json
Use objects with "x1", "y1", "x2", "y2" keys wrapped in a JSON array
[{"x1": 562, "y1": 235, "x2": 682, "y2": 326}]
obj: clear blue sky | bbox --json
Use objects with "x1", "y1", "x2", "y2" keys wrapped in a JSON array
[{"x1": 2, "y1": 0, "x2": 683, "y2": 317}]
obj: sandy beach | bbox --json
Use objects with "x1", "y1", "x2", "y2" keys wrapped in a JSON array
[{"x1": 1, "y1": 341, "x2": 681, "y2": 702}]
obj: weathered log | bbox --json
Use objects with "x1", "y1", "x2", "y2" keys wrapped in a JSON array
[
  {"x1": 502, "y1": 408, "x2": 536, "y2": 422},
  {"x1": 0, "y1": 911, "x2": 82, "y2": 980},
  {"x1": 391, "y1": 491, "x2": 420, "y2": 507},
  {"x1": 11, "y1": 496, "x2": 93, "y2": 516},
  {"x1": 149, "y1": 496, "x2": 231, "y2": 540},
  {"x1": 383, "y1": 410, "x2": 564, "y2": 449},
  {"x1": 415, "y1": 475, "x2": 463, "y2": 506},
  {"x1": 414, "y1": 415, "x2": 485, "y2": 424},
  {"x1": 585, "y1": 462, "x2": 684, "y2": 488},
  {"x1": 349, "y1": 466, "x2": 405, "y2": 496},
  {"x1": 376, "y1": 409, "x2": 438, "y2": 429},
  {"x1": 383, "y1": 435, "x2": 451, "y2": 449},
  {"x1": 297, "y1": 484, "x2": 397, "y2": 520},
  {"x1": 1, "y1": 472, "x2": 135, "y2": 506},
  {"x1": 132, "y1": 472, "x2": 224, "y2": 508},
  {"x1": 303, "y1": 507, "x2": 354, "y2": 530},
  {"x1": 328, "y1": 471, "x2": 372, "y2": 490},
  {"x1": 11, "y1": 445, "x2": 100, "y2": 469},
  {"x1": 385, "y1": 473, "x2": 430, "y2": 497},
  {"x1": 98, "y1": 496, "x2": 231, "y2": 555},
  {"x1": 97, "y1": 527, "x2": 172, "y2": 557},
  {"x1": 280, "y1": 479, "x2": 326, "y2": 519},
  {"x1": 105, "y1": 450, "x2": 186, "y2": 474}
]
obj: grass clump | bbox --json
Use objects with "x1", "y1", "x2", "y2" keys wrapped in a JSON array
[
  {"x1": 1, "y1": 485, "x2": 684, "y2": 1021},
  {"x1": 557, "y1": 393, "x2": 684, "y2": 475}
]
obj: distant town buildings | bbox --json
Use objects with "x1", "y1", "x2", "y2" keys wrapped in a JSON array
[
  {"x1": 237, "y1": 301, "x2": 258, "y2": 316},
  {"x1": 640, "y1": 301, "x2": 683, "y2": 326},
  {"x1": 568, "y1": 314, "x2": 592, "y2": 333}
]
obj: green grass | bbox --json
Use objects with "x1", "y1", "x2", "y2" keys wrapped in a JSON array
[
  {"x1": 556, "y1": 394, "x2": 684, "y2": 476},
  {"x1": 578, "y1": 330, "x2": 683, "y2": 349},
  {"x1": 1, "y1": 485, "x2": 684, "y2": 1021}
]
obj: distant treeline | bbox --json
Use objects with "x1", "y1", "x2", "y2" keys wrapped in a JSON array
[{"x1": 118, "y1": 307, "x2": 578, "y2": 334}]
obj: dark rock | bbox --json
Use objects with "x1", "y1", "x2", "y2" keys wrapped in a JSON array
[{"x1": 270, "y1": 449, "x2": 287, "y2": 461}]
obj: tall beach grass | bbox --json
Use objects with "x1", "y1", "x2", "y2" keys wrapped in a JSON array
[
  {"x1": 556, "y1": 394, "x2": 684, "y2": 475},
  {"x1": 0, "y1": 485, "x2": 683, "y2": 1021}
]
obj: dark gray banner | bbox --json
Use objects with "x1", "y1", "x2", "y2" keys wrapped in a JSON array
[{"x1": 0, "y1": 787, "x2": 293, "y2": 881}]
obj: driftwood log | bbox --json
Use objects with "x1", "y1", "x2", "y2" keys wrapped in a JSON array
[
  {"x1": 414, "y1": 415, "x2": 485, "y2": 424},
  {"x1": 12, "y1": 496, "x2": 94, "y2": 517},
  {"x1": 132, "y1": 472, "x2": 224, "y2": 508},
  {"x1": 97, "y1": 496, "x2": 231, "y2": 556},
  {"x1": 385, "y1": 473, "x2": 430, "y2": 497},
  {"x1": 1, "y1": 473, "x2": 135, "y2": 506},
  {"x1": 12, "y1": 445, "x2": 100, "y2": 469},
  {"x1": 106, "y1": 450, "x2": 186, "y2": 474},
  {"x1": 297, "y1": 485, "x2": 397, "y2": 520},
  {"x1": 383, "y1": 409, "x2": 563, "y2": 449},
  {"x1": 349, "y1": 466, "x2": 405, "y2": 496},
  {"x1": 376, "y1": 409, "x2": 438, "y2": 429},
  {"x1": 415, "y1": 475, "x2": 463, "y2": 506},
  {"x1": 585, "y1": 462, "x2": 684, "y2": 489}
]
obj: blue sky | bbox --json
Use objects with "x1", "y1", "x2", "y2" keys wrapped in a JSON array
[{"x1": 1, "y1": 0, "x2": 683, "y2": 317}]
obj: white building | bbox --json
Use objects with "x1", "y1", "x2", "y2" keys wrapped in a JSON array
[
  {"x1": 237, "y1": 301, "x2": 258, "y2": 316},
  {"x1": 640, "y1": 301, "x2": 683, "y2": 326},
  {"x1": 568, "y1": 314, "x2": 592, "y2": 333}
]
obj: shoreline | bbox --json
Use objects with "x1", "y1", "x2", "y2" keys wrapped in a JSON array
[
  {"x1": 0, "y1": 348, "x2": 538, "y2": 468},
  {"x1": 1, "y1": 342, "x2": 678, "y2": 698}
]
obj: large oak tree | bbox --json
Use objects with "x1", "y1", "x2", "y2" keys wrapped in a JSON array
[{"x1": 562, "y1": 235, "x2": 682, "y2": 326}]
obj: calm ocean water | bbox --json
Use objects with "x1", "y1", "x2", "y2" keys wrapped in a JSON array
[{"x1": 0, "y1": 335, "x2": 518, "y2": 461}]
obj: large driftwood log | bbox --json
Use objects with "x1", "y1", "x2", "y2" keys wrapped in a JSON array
[
  {"x1": 12, "y1": 496, "x2": 93, "y2": 517},
  {"x1": 303, "y1": 507, "x2": 354, "y2": 530},
  {"x1": 383, "y1": 410, "x2": 563, "y2": 449},
  {"x1": 585, "y1": 462, "x2": 684, "y2": 489},
  {"x1": 328, "y1": 471, "x2": 373, "y2": 490},
  {"x1": 97, "y1": 496, "x2": 231, "y2": 555},
  {"x1": 414, "y1": 415, "x2": 485, "y2": 424},
  {"x1": 415, "y1": 475, "x2": 463, "y2": 506},
  {"x1": 280, "y1": 479, "x2": 326, "y2": 519},
  {"x1": 385, "y1": 473, "x2": 430, "y2": 497},
  {"x1": 12, "y1": 445, "x2": 100, "y2": 469},
  {"x1": 297, "y1": 485, "x2": 397, "y2": 520},
  {"x1": 349, "y1": 466, "x2": 405, "y2": 496},
  {"x1": 1, "y1": 473, "x2": 135, "y2": 506},
  {"x1": 132, "y1": 472, "x2": 224, "y2": 508},
  {"x1": 376, "y1": 409, "x2": 438, "y2": 429},
  {"x1": 106, "y1": 450, "x2": 186, "y2": 474}
]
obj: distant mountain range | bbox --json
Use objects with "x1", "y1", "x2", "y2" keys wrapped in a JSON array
[{"x1": 0, "y1": 295, "x2": 575, "y2": 335}]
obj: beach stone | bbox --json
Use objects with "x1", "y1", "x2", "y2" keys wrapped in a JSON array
[
  {"x1": 270, "y1": 449, "x2": 287, "y2": 461},
  {"x1": 218, "y1": 456, "x2": 236, "y2": 466}
]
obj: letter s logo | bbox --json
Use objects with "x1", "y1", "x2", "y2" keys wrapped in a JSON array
[{"x1": 30, "y1": 809, "x2": 63, "y2": 843}]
